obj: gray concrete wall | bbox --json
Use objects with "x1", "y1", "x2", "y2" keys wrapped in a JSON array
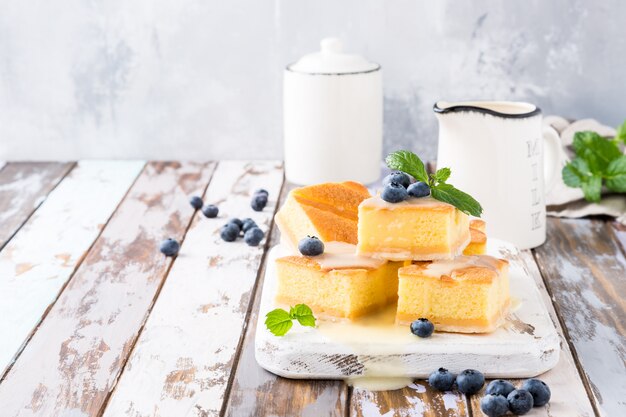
[{"x1": 1, "y1": 0, "x2": 624, "y2": 161}]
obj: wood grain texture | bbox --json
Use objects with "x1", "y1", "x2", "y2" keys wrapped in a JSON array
[
  {"x1": 224, "y1": 182, "x2": 348, "y2": 417},
  {"x1": 0, "y1": 161, "x2": 145, "y2": 377},
  {"x1": 0, "y1": 162, "x2": 74, "y2": 248},
  {"x1": 102, "y1": 161, "x2": 284, "y2": 417},
  {"x1": 469, "y1": 249, "x2": 596, "y2": 417},
  {"x1": 351, "y1": 383, "x2": 467, "y2": 417},
  {"x1": 0, "y1": 162, "x2": 215, "y2": 417},
  {"x1": 534, "y1": 218, "x2": 625, "y2": 417}
]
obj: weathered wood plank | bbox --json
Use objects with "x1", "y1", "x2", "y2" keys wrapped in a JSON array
[
  {"x1": 0, "y1": 162, "x2": 74, "y2": 248},
  {"x1": 533, "y1": 218, "x2": 625, "y2": 417},
  {"x1": 468, "y1": 249, "x2": 596, "y2": 417},
  {"x1": 610, "y1": 222, "x2": 626, "y2": 256},
  {"x1": 351, "y1": 383, "x2": 468, "y2": 417},
  {"x1": 224, "y1": 182, "x2": 348, "y2": 417},
  {"x1": 102, "y1": 161, "x2": 284, "y2": 417},
  {"x1": 0, "y1": 161, "x2": 145, "y2": 377},
  {"x1": 0, "y1": 162, "x2": 215, "y2": 417}
]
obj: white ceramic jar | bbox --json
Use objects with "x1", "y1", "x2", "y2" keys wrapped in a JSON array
[{"x1": 283, "y1": 38, "x2": 382, "y2": 185}]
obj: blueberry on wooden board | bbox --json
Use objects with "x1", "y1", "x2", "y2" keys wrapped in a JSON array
[
  {"x1": 480, "y1": 394, "x2": 509, "y2": 417},
  {"x1": 159, "y1": 238, "x2": 180, "y2": 256},
  {"x1": 202, "y1": 204, "x2": 219, "y2": 218},
  {"x1": 456, "y1": 369, "x2": 485, "y2": 395},
  {"x1": 221, "y1": 223, "x2": 239, "y2": 242},
  {"x1": 410, "y1": 318, "x2": 434, "y2": 338},
  {"x1": 189, "y1": 195, "x2": 203, "y2": 210},
  {"x1": 507, "y1": 389, "x2": 534, "y2": 415},
  {"x1": 244, "y1": 227, "x2": 264, "y2": 246},
  {"x1": 428, "y1": 368, "x2": 455, "y2": 391},
  {"x1": 522, "y1": 378, "x2": 551, "y2": 406}
]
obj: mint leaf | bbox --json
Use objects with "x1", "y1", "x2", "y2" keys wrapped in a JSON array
[
  {"x1": 265, "y1": 308, "x2": 293, "y2": 336},
  {"x1": 385, "y1": 150, "x2": 428, "y2": 183},
  {"x1": 616, "y1": 120, "x2": 626, "y2": 144},
  {"x1": 431, "y1": 183, "x2": 483, "y2": 217},
  {"x1": 289, "y1": 304, "x2": 316, "y2": 327},
  {"x1": 265, "y1": 304, "x2": 317, "y2": 336},
  {"x1": 581, "y1": 175, "x2": 602, "y2": 202},
  {"x1": 605, "y1": 155, "x2": 626, "y2": 192},
  {"x1": 562, "y1": 158, "x2": 592, "y2": 188},
  {"x1": 573, "y1": 131, "x2": 621, "y2": 174},
  {"x1": 433, "y1": 167, "x2": 451, "y2": 184}
]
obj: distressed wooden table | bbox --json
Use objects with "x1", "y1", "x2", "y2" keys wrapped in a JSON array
[{"x1": 0, "y1": 161, "x2": 623, "y2": 417}]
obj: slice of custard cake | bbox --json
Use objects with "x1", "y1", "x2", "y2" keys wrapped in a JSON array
[
  {"x1": 357, "y1": 196, "x2": 470, "y2": 261},
  {"x1": 275, "y1": 242, "x2": 401, "y2": 319},
  {"x1": 396, "y1": 255, "x2": 510, "y2": 333},
  {"x1": 463, "y1": 219, "x2": 487, "y2": 255},
  {"x1": 275, "y1": 181, "x2": 371, "y2": 248}
]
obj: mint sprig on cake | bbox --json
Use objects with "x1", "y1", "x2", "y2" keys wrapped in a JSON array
[{"x1": 385, "y1": 150, "x2": 483, "y2": 217}]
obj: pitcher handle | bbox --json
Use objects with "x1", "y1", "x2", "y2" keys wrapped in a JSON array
[{"x1": 543, "y1": 126, "x2": 562, "y2": 195}]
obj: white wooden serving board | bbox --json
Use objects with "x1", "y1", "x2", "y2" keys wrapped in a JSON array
[{"x1": 255, "y1": 239, "x2": 560, "y2": 379}]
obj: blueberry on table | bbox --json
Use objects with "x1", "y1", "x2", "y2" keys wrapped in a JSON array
[
  {"x1": 507, "y1": 389, "x2": 534, "y2": 415},
  {"x1": 485, "y1": 379, "x2": 515, "y2": 397},
  {"x1": 251, "y1": 193, "x2": 268, "y2": 211},
  {"x1": 298, "y1": 236, "x2": 324, "y2": 256},
  {"x1": 407, "y1": 181, "x2": 430, "y2": 198},
  {"x1": 241, "y1": 218, "x2": 257, "y2": 233},
  {"x1": 221, "y1": 223, "x2": 239, "y2": 242},
  {"x1": 410, "y1": 318, "x2": 434, "y2": 338},
  {"x1": 254, "y1": 188, "x2": 269, "y2": 196},
  {"x1": 202, "y1": 204, "x2": 219, "y2": 218},
  {"x1": 428, "y1": 368, "x2": 455, "y2": 391},
  {"x1": 521, "y1": 378, "x2": 551, "y2": 406},
  {"x1": 189, "y1": 195, "x2": 203, "y2": 210},
  {"x1": 456, "y1": 369, "x2": 485, "y2": 395},
  {"x1": 159, "y1": 238, "x2": 180, "y2": 256},
  {"x1": 244, "y1": 227, "x2": 265, "y2": 246},
  {"x1": 480, "y1": 394, "x2": 509, "y2": 417},
  {"x1": 382, "y1": 171, "x2": 411, "y2": 188},
  {"x1": 381, "y1": 182, "x2": 408, "y2": 203},
  {"x1": 228, "y1": 218, "x2": 243, "y2": 230}
]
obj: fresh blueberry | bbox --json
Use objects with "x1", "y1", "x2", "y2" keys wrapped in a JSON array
[
  {"x1": 507, "y1": 389, "x2": 534, "y2": 415},
  {"x1": 521, "y1": 378, "x2": 551, "y2": 406},
  {"x1": 480, "y1": 394, "x2": 509, "y2": 417},
  {"x1": 381, "y1": 182, "x2": 408, "y2": 203},
  {"x1": 382, "y1": 171, "x2": 411, "y2": 188},
  {"x1": 254, "y1": 188, "x2": 269, "y2": 196},
  {"x1": 298, "y1": 236, "x2": 324, "y2": 256},
  {"x1": 241, "y1": 218, "x2": 257, "y2": 233},
  {"x1": 159, "y1": 238, "x2": 180, "y2": 256},
  {"x1": 485, "y1": 379, "x2": 515, "y2": 397},
  {"x1": 456, "y1": 369, "x2": 485, "y2": 395},
  {"x1": 202, "y1": 204, "x2": 219, "y2": 218},
  {"x1": 189, "y1": 195, "x2": 203, "y2": 210},
  {"x1": 228, "y1": 218, "x2": 243, "y2": 230},
  {"x1": 221, "y1": 223, "x2": 239, "y2": 242},
  {"x1": 407, "y1": 181, "x2": 430, "y2": 198},
  {"x1": 244, "y1": 227, "x2": 265, "y2": 246},
  {"x1": 410, "y1": 318, "x2": 434, "y2": 338},
  {"x1": 251, "y1": 193, "x2": 268, "y2": 211},
  {"x1": 428, "y1": 368, "x2": 455, "y2": 391}
]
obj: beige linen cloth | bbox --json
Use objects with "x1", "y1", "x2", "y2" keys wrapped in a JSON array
[{"x1": 543, "y1": 116, "x2": 626, "y2": 224}]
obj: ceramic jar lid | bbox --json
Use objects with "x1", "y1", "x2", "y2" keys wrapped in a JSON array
[{"x1": 287, "y1": 38, "x2": 379, "y2": 75}]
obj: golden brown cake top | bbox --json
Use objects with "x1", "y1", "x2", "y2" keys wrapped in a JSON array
[
  {"x1": 469, "y1": 227, "x2": 487, "y2": 244},
  {"x1": 276, "y1": 242, "x2": 386, "y2": 272},
  {"x1": 470, "y1": 219, "x2": 486, "y2": 232},
  {"x1": 291, "y1": 181, "x2": 371, "y2": 221},
  {"x1": 400, "y1": 255, "x2": 508, "y2": 284},
  {"x1": 359, "y1": 195, "x2": 456, "y2": 213}
]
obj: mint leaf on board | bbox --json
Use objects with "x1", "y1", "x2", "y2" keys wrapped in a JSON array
[
  {"x1": 562, "y1": 158, "x2": 592, "y2": 188},
  {"x1": 385, "y1": 150, "x2": 429, "y2": 183},
  {"x1": 605, "y1": 155, "x2": 626, "y2": 192},
  {"x1": 432, "y1": 167, "x2": 451, "y2": 184},
  {"x1": 289, "y1": 304, "x2": 316, "y2": 327},
  {"x1": 265, "y1": 304, "x2": 317, "y2": 336},
  {"x1": 572, "y1": 131, "x2": 622, "y2": 174},
  {"x1": 265, "y1": 309, "x2": 293, "y2": 336},
  {"x1": 431, "y1": 183, "x2": 483, "y2": 217},
  {"x1": 581, "y1": 175, "x2": 602, "y2": 202}
]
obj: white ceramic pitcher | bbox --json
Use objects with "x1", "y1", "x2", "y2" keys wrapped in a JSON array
[{"x1": 434, "y1": 101, "x2": 561, "y2": 249}]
